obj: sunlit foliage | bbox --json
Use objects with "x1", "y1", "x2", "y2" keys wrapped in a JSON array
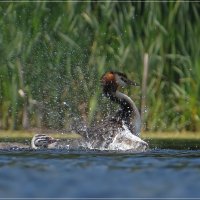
[{"x1": 0, "y1": 2, "x2": 199, "y2": 131}]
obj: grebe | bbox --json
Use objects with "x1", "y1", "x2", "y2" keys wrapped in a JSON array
[
  {"x1": 31, "y1": 71, "x2": 148, "y2": 151},
  {"x1": 31, "y1": 134, "x2": 59, "y2": 149},
  {"x1": 31, "y1": 134, "x2": 82, "y2": 150},
  {"x1": 82, "y1": 71, "x2": 148, "y2": 151}
]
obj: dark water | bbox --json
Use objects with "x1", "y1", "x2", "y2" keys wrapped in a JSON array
[{"x1": 0, "y1": 149, "x2": 200, "y2": 198}]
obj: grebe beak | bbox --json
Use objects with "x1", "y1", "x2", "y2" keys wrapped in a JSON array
[{"x1": 126, "y1": 79, "x2": 140, "y2": 87}]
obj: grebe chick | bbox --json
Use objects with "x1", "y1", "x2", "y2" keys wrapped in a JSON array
[
  {"x1": 31, "y1": 134, "x2": 59, "y2": 149},
  {"x1": 83, "y1": 71, "x2": 148, "y2": 151}
]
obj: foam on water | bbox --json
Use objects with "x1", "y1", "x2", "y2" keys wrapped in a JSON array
[
  {"x1": 104, "y1": 124, "x2": 148, "y2": 152},
  {"x1": 83, "y1": 123, "x2": 148, "y2": 152}
]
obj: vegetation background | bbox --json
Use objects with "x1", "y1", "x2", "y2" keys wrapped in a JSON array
[{"x1": 0, "y1": 1, "x2": 200, "y2": 133}]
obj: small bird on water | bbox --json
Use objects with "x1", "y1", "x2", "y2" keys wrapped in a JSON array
[{"x1": 31, "y1": 134, "x2": 59, "y2": 149}]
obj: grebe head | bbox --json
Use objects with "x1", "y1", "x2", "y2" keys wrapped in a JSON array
[
  {"x1": 31, "y1": 134, "x2": 59, "y2": 149},
  {"x1": 115, "y1": 72, "x2": 139, "y2": 87},
  {"x1": 101, "y1": 71, "x2": 139, "y2": 89}
]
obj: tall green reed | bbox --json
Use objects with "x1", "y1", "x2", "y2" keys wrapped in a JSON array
[{"x1": 0, "y1": 2, "x2": 199, "y2": 132}]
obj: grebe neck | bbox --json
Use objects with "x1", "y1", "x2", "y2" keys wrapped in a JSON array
[{"x1": 106, "y1": 89, "x2": 141, "y2": 135}]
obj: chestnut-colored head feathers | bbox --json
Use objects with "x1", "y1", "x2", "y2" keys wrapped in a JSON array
[
  {"x1": 100, "y1": 71, "x2": 139, "y2": 88},
  {"x1": 101, "y1": 71, "x2": 115, "y2": 85}
]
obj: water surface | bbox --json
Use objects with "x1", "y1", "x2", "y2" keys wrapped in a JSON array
[{"x1": 0, "y1": 149, "x2": 200, "y2": 198}]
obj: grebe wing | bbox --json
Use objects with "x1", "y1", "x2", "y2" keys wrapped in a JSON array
[{"x1": 84, "y1": 117, "x2": 123, "y2": 148}]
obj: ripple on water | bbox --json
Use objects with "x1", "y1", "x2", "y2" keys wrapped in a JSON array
[{"x1": 0, "y1": 149, "x2": 200, "y2": 198}]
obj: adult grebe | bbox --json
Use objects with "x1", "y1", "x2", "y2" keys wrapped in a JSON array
[
  {"x1": 31, "y1": 134, "x2": 59, "y2": 149},
  {"x1": 83, "y1": 71, "x2": 148, "y2": 151}
]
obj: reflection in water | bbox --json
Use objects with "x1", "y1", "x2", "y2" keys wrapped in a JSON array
[{"x1": 0, "y1": 149, "x2": 200, "y2": 198}]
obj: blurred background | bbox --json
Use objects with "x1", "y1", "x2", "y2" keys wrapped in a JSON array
[{"x1": 0, "y1": 1, "x2": 199, "y2": 133}]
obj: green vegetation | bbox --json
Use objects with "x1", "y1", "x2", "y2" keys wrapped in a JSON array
[{"x1": 0, "y1": 2, "x2": 200, "y2": 133}]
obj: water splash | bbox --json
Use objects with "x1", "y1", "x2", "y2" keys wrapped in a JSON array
[
  {"x1": 101, "y1": 124, "x2": 148, "y2": 152},
  {"x1": 81, "y1": 123, "x2": 148, "y2": 152}
]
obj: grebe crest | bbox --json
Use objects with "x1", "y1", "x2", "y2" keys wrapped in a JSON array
[
  {"x1": 100, "y1": 71, "x2": 139, "y2": 97},
  {"x1": 31, "y1": 134, "x2": 59, "y2": 149}
]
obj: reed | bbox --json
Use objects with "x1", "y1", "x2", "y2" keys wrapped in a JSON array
[{"x1": 0, "y1": 2, "x2": 199, "y2": 132}]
